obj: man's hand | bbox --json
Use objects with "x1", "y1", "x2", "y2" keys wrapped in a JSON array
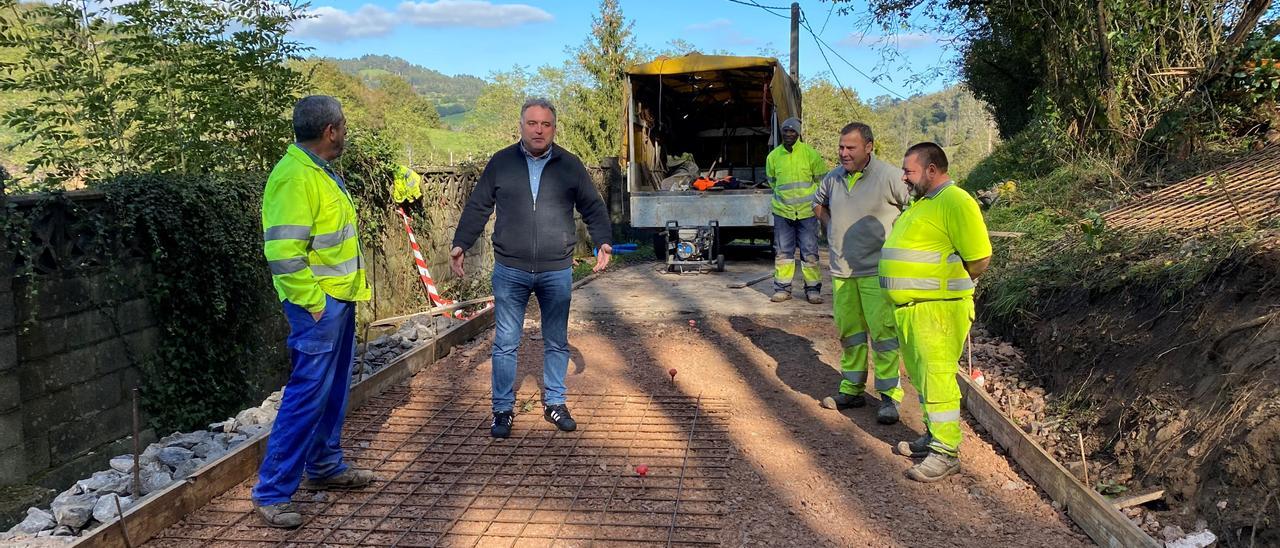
[
  {"x1": 814, "y1": 204, "x2": 831, "y2": 231},
  {"x1": 593, "y1": 244, "x2": 612, "y2": 272},
  {"x1": 450, "y1": 246, "x2": 466, "y2": 277},
  {"x1": 311, "y1": 309, "x2": 324, "y2": 322}
]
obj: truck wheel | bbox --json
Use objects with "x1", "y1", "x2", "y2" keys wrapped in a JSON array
[
  {"x1": 715, "y1": 254, "x2": 725, "y2": 272},
  {"x1": 652, "y1": 231, "x2": 667, "y2": 261}
]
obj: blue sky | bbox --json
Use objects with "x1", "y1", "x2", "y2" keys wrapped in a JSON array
[{"x1": 290, "y1": 0, "x2": 959, "y2": 101}]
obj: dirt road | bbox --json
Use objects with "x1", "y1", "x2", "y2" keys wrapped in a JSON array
[{"x1": 146, "y1": 257, "x2": 1091, "y2": 547}]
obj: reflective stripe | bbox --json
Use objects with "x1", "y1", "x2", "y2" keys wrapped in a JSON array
[
  {"x1": 947, "y1": 278, "x2": 975, "y2": 291},
  {"x1": 268, "y1": 257, "x2": 308, "y2": 275},
  {"x1": 311, "y1": 223, "x2": 356, "y2": 250},
  {"x1": 774, "y1": 181, "x2": 812, "y2": 192},
  {"x1": 780, "y1": 194, "x2": 815, "y2": 205},
  {"x1": 880, "y1": 277, "x2": 941, "y2": 290},
  {"x1": 881, "y1": 248, "x2": 942, "y2": 264},
  {"x1": 842, "y1": 370, "x2": 867, "y2": 383},
  {"x1": 841, "y1": 332, "x2": 867, "y2": 348},
  {"x1": 947, "y1": 254, "x2": 963, "y2": 263},
  {"x1": 874, "y1": 377, "x2": 900, "y2": 392},
  {"x1": 264, "y1": 224, "x2": 311, "y2": 241},
  {"x1": 310, "y1": 255, "x2": 360, "y2": 277},
  {"x1": 928, "y1": 409, "x2": 961, "y2": 423},
  {"x1": 871, "y1": 337, "x2": 899, "y2": 352}
]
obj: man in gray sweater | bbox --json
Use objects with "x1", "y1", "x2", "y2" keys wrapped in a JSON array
[{"x1": 813, "y1": 122, "x2": 910, "y2": 424}]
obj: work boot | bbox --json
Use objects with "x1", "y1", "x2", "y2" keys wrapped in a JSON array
[
  {"x1": 896, "y1": 433, "x2": 931, "y2": 458},
  {"x1": 820, "y1": 392, "x2": 866, "y2": 410},
  {"x1": 256, "y1": 502, "x2": 302, "y2": 529},
  {"x1": 877, "y1": 398, "x2": 900, "y2": 425},
  {"x1": 491, "y1": 411, "x2": 514, "y2": 439},
  {"x1": 300, "y1": 467, "x2": 375, "y2": 490},
  {"x1": 806, "y1": 292, "x2": 823, "y2": 304},
  {"x1": 544, "y1": 404, "x2": 577, "y2": 432},
  {"x1": 906, "y1": 451, "x2": 960, "y2": 483},
  {"x1": 770, "y1": 291, "x2": 792, "y2": 302}
]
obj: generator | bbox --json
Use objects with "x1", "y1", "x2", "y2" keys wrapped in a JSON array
[{"x1": 658, "y1": 220, "x2": 724, "y2": 272}]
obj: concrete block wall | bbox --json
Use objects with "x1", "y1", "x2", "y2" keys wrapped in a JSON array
[{"x1": 7, "y1": 265, "x2": 160, "y2": 490}]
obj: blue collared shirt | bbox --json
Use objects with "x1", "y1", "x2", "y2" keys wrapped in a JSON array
[
  {"x1": 520, "y1": 142, "x2": 552, "y2": 203},
  {"x1": 297, "y1": 143, "x2": 348, "y2": 194}
]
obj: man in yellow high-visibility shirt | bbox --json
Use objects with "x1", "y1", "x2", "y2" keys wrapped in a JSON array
[
  {"x1": 766, "y1": 117, "x2": 827, "y2": 304},
  {"x1": 255, "y1": 96, "x2": 375, "y2": 527},
  {"x1": 879, "y1": 142, "x2": 991, "y2": 483}
]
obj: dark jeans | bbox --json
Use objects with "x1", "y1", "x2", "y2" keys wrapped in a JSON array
[{"x1": 490, "y1": 261, "x2": 572, "y2": 412}]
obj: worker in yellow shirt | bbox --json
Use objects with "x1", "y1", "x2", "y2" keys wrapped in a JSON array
[
  {"x1": 766, "y1": 117, "x2": 827, "y2": 304},
  {"x1": 879, "y1": 142, "x2": 991, "y2": 482}
]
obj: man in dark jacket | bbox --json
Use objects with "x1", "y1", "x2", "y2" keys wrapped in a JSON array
[{"x1": 450, "y1": 97, "x2": 613, "y2": 439}]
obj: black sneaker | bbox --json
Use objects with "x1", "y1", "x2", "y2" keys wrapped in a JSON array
[
  {"x1": 491, "y1": 411, "x2": 513, "y2": 439},
  {"x1": 543, "y1": 404, "x2": 577, "y2": 432}
]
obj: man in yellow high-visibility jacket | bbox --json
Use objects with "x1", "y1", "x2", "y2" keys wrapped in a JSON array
[
  {"x1": 255, "y1": 96, "x2": 374, "y2": 528},
  {"x1": 879, "y1": 142, "x2": 991, "y2": 483},
  {"x1": 766, "y1": 117, "x2": 827, "y2": 304}
]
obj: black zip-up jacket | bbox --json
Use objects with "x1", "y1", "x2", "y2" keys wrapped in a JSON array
[{"x1": 452, "y1": 142, "x2": 613, "y2": 272}]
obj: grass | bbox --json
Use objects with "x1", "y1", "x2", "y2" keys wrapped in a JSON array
[
  {"x1": 975, "y1": 136, "x2": 1274, "y2": 324},
  {"x1": 423, "y1": 128, "x2": 497, "y2": 164}
]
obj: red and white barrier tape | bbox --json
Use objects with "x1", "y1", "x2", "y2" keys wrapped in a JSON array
[{"x1": 396, "y1": 206, "x2": 491, "y2": 320}]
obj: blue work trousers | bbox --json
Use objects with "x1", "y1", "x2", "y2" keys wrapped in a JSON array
[
  {"x1": 773, "y1": 214, "x2": 821, "y2": 293},
  {"x1": 491, "y1": 261, "x2": 572, "y2": 412},
  {"x1": 252, "y1": 294, "x2": 354, "y2": 506}
]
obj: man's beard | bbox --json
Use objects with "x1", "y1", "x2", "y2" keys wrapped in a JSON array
[{"x1": 906, "y1": 180, "x2": 926, "y2": 199}]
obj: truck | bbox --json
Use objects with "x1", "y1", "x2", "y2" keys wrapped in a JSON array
[{"x1": 621, "y1": 53, "x2": 802, "y2": 272}]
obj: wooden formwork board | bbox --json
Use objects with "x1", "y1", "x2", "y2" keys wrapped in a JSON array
[
  {"x1": 74, "y1": 307, "x2": 495, "y2": 548},
  {"x1": 956, "y1": 372, "x2": 1160, "y2": 548}
]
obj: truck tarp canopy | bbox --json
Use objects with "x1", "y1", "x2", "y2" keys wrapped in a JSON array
[{"x1": 625, "y1": 54, "x2": 800, "y2": 130}]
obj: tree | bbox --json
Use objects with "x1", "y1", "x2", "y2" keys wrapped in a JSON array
[
  {"x1": 799, "y1": 77, "x2": 878, "y2": 165},
  {"x1": 836, "y1": 0, "x2": 1278, "y2": 162},
  {"x1": 463, "y1": 67, "x2": 532, "y2": 152},
  {"x1": 0, "y1": 0, "x2": 308, "y2": 186},
  {"x1": 560, "y1": 0, "x2": 643, "y2": 163}
]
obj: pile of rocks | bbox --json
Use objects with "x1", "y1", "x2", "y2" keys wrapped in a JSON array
[
  {"x1": 355, "y1": 315, "x2": 458, "y2": 381},
  {"x1": 2, "y1": 427, "x2": 254, "y2": 542}
]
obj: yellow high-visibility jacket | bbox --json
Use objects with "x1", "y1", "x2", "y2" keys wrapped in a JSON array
[
  {"x1": 392, "y1": 164, "x2": 423, "y2": 203},
  {"x1": 262, "y1": 144, "x2": 371, "y2": 312},
  {"x1": 766, "y1": 142, "x2": 827, "y2": 220}
]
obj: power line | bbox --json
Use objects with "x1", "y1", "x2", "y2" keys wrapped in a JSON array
[
  {"x1": 724, "y1": 0, "x2": 910, "y2": 101},
  {"x1": 818, "y1": 1, "x2": 836, "y2": 35},
  {"x1": 801, "y1": 10, "x2": 859, "y2": 110},
  {"x1": 799, "y1": 7, "x2": 908, "y2": 100},
  {"x1": 725, "y1": 0, "x2": 792, "y2": 13}
]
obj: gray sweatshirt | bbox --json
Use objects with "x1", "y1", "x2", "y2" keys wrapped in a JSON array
[{"x1": 812, "y1": 155, "x2": 910, "y2": 278}]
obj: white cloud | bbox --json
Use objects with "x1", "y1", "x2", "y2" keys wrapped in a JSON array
[
  {"x1": 398, "y1": 0, "x2": 552, "y2": 28},
  {"x1": 837, "y1": 31, "x2": 939, "y2": 49},
  {"x1": 292, "y1": 5, "x2": 398, "y2": 42},
  {"x1": 293, "y1": 0, "x2": 552, "y2": 42}
]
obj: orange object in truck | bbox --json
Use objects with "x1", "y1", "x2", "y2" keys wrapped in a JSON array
[{"x1": 692, "y1": 177, "x2": 717, "y2": 191}]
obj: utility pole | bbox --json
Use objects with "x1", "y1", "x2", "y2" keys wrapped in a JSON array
[{"x1": 789, "y1": 2, "x2": 800, "y2": 85}]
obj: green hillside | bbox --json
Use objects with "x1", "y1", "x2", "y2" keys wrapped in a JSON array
[{"x1": 322, "y1": 54, "x2": 486, "y2": 115}]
